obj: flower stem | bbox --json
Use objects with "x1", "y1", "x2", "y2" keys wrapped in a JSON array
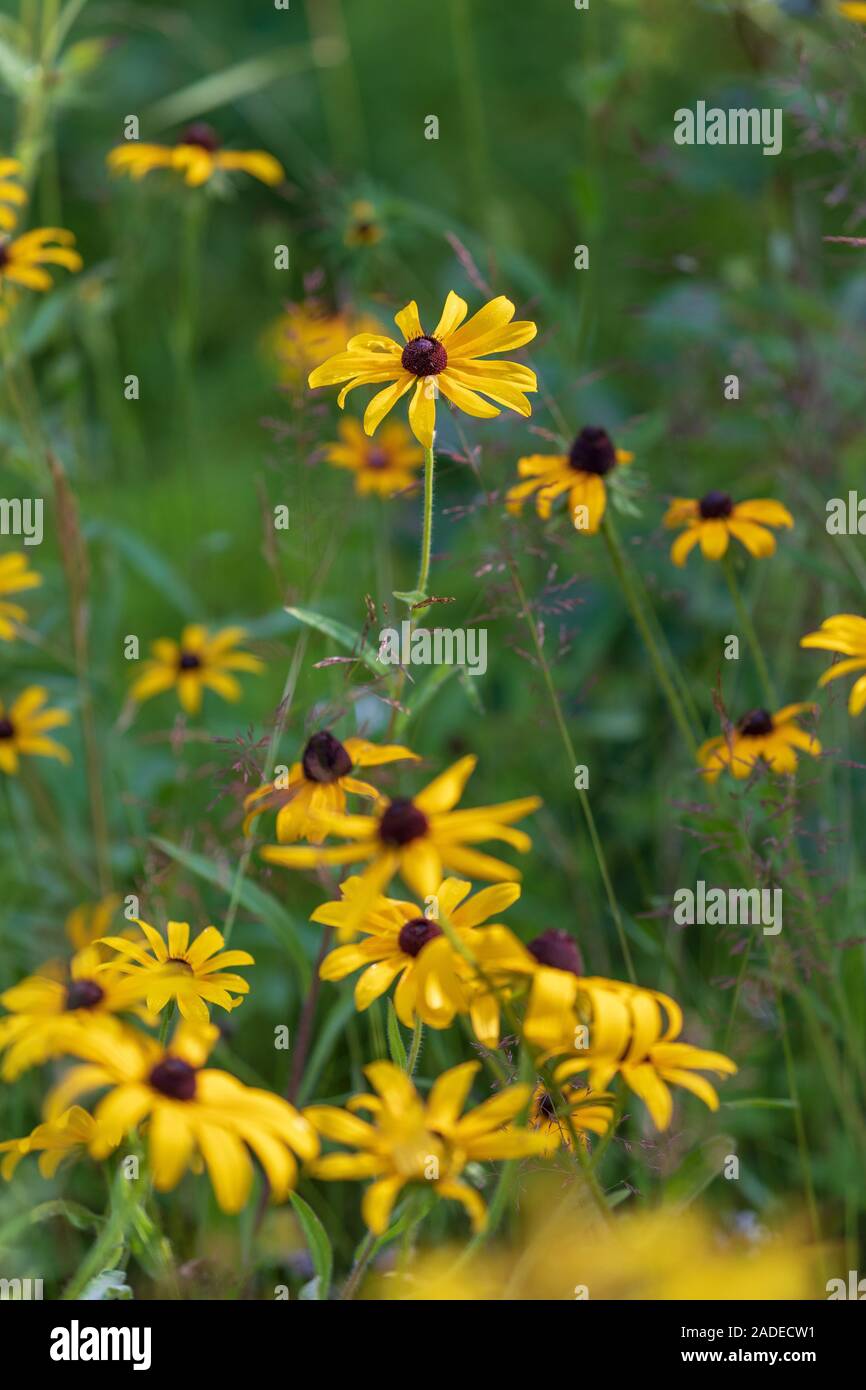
[
  {"x1": 407, "y1": 1019, "x2": 424, "y2": 1075},
  {"x1": 722, "y1": 554, "x2": 777, "y2": 707},
  {"x1": 415, "y1": 443, "x2": 435, "y2": 599}
]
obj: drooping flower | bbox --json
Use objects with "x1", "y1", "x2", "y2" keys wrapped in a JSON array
[
  {"x1": 307, "y1": 290, "x2": 537, "y2": 448},
  {"x1": 0, "y1": 551, "x2": 42, "y2": 640},
  {"x1": 663, "y1": 492, "x2": 793, "y2": 566},
  {"x1": 0, "y1": 948, "x2": 146, "y2": 1080},
  {"x1": 314, "y1": 876, "x2": 522, "y2": 1033},
  {"x1": 305, "y1": 1060, "x2": 547, "y2": 1234},
  {"x1": 698, "y1": 704, "x2": 821, "y2": 781},
  {"x1": 65, "y1": 894, "x2": 123, "y2": 951},
  {"x1": 44, "y1": 1022, "x2": 319, "y2": 1213},
  {"x1": 0, "y1": 226, "x2": 82, "y2": 294},
  {"x1": 323, "y1": 417, "x2": 423, "y2": 497},
  {"x1": 0, "y1": 686, "x2": 71, "y2": 774},
  {"x1": 261, "y1": 754, "x2": 541, "y2": 933},
  {"x1": 107, "y1": 124, "x2": 284, "y2": 188},
  {"x1": 527, "y1": 1082, "x2": 615, "y2": 1152},
  {"x1": 129, "y1": 625, "x2": 263, "y2": 715},
  {"x1": 243, "y1": 731, "x2": 419, "y2": 844},
  {"x1": 0, "y1": 1107, "x2": 117, "y2": 1182},
  {"x1": 506, "y1": 426, "x2": 633, "y2": 534},
  {"x1": 800, "y1": 613, "x2": 866, "y2": 716},
  {"x1": 96, "y1": 919, "x2": 254, "y2": 1023},
  {"x1": 0, "y1": 157, "x2": 26, "y2": 232}
]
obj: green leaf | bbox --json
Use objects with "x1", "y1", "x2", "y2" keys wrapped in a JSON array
[
  {"x1": 79, "y1": 1269, "x2": 133, "y2": 1301},
  {"x1": 146, "y1": 48, "x2": 312, "y2": 130},
  {"x1": 721, "y1": 1097, "x2": 799, "y2": 1111},
  {"x1": 0, "y1": 1200, "x2": 103, "y2": 1250},
  {"x1": 151, "y1": 836, "x2": 311, "y2": 985},
  {"x1": 285, "y1": 606, "x2": 382, "y2": 674},
  {"x1": 386, "y1": 1001, "x2": 408, "y2": 1069},
  {"x1": 289, "y1": 1193, "x2": 333, "y2": 1300},
  {"x1": 88, "y1": 519, "x2": 200, "y2": 614},
  {"x1": 393, "y1": 589, "x2": 427, "y2": 607}
]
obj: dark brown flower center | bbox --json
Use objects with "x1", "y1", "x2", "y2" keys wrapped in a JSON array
[
  {"x1": 180, "y1": 122, "x2": 220, "y2": 152},
  {"x1": 569, "y1": 426, "x2": 617, "y2": 476},
  {"x1": 538, "y1": 1091, "x2": 558, "y2": 1121},
  {"x1": 379, "y1": 797, "x2": 429, "y2": 847},
  {"x1": 0, "y1": 717, "x2": 14, "y2": 739},
  {"x1": 699, "y1": 490, "x2": 734, "y2": 520},
  {"x1": 366, "y1": 447, "x2": 390, "y2": 470},
  {"x1": 401, "y1": 336, "x2": 447, "y2": 377},
  {"x1": 738, "y1": 708, "x2": 774, "y2": 738},
  {"x1": 149, "y1": 1057, "x2": 197, "y2": 1101},
  {"x1": 302, "y1": 730, "x2": 353, "y2": 783},
  {"x1": 398, "y1": 916, "x2": 442, "y2": 957},
  {"x1": 0, "y1": 242, "x2": 10, "y2": 270},
  {"x1": 178, "y1": 651, "x2": 202, "y2": 671},
  {"x1": 528, "y1": 929, "x2": 584, "y2": 976},
  {"x1": 65, "y1": 979, "x2": 105, "y2": 1011}
]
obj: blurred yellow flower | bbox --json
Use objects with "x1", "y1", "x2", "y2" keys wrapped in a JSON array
[
  {"x1": 65, "y1": 893, "x2": 123, "y2": 951},
  {"x1": 323, "y1": 417, "x2": 423, "y2": 497},
  {"x1": 265, "y1": 304, "x2": 384, "y2": 387},
  {"x1": 0, "y1": 1106, "x2": 115, "y2": 1182},
  {"x1": 305, "y1": 1059, "x2": 547, "y2": 1234},
  {"x1": 107, "y1": 124, "x2": 284, "y2": 188},
  {"x1": 664, "y1": 492, "x2": 793, "y2": 566},
  {"x1": 0, "y1": 686, "x2": 71, "y2": 774},
  {"x1": 0, "y1": 157, "x2": 26, "y2": 232},
  {"x1": 344, "y1": 198, "x2": 384, "y2": 246},
  {"x1": 97, "y1": 919, "x2": 254, "y2": 1023},
  {"x1": 838, "y1": 2, "x2": 866, "y2": 21},
  {"x1": 0, "y1": 226, "x2": 82, "y2": 293},
  {"x1": 506, "y1": 426, "x2": 632, "y2": 534},
  {"x1": 527, "y1": 1081, "x2": 614, "y2": 1152},
  {"x1": 129, "y1": 624, "x2": 263, "y2": 715},
  {"x1": 698, "y1": 703, "x2": 821, "y2": 781},
  {"x1": 800, "y1": 613, "x2": 866, "y2": 716},
  {"x1": 0, "y1": 550, "x2": 41, "y2": 640},
  {"x1": 308, "y1": 290, "x2": 538, "y2": 449}
]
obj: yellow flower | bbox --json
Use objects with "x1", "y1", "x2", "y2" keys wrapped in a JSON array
[
  {"x1": 698, "y1": 703, "x2": 821, "y2": 781},
  {"x1": 344, "y1": 198, "x2": 384, "y2": 247},
  {"x1": 800, "y1": 613, "x2": 866, "y2": 716},
  {"x1": 0, "y1": 157, "x2": 26, "y2": 232},
  {"x1": 243, "y1": 731, "x2": 419, "y2": 844},
  {"x1": 0, "y1": 550, "x2": 41, "y2": 640},
  {"x1": 506, "y1": 426, "x2": 633, "y2": 534},
  {"x1": 0, "y1": 686, "x2": 71, "y2": 774},
  {"x1": 663, "y1": 492, "x2": 793, "y2": 566},
  {"x1": 129, "y1": 624, "x2": 263, "y2": 715},
  {"x1": 0, "y1": 226, "x2": 82, "y2": 293},
  {"x1": 305, "y1": 1059, "x2": 547, "y2": 1234},
  {"x1": 261, "y1": 754, "x2": 541, "y2": 933},
  {"x1": 527, "y1": 1082, "x2": 614, "y2": 1153},
  {"x1": 838, "y1": 2, "x2": 866, "y2": 21},
  {"x1": 265, "y1": 304, "x2": 384, "y2": 387},
  {"x1": 0, "y1": 947, "x2": 146, "y2": 1080},
  {"x1": 0, "y1": 1106, "x2": 116, "y2": 1182},
  {"x1": 65, "y1": 893, "x2": 123, "y2": 951},
  {"x1": 96, "y1": 919, "x2": 254, "y2": 1023},
  {"x1": 315, "y1": 876, "x2": 522, "y2": 1031},
  {"x1": 307, "y1": 290, "x2": 538, "y2": 449},
  {"x1": 323, "y1": 417, "x2": 423, "y2": 497},
  {"x1": 523, "y1": 973, "x2": 736, "y2": 1131},
  {"x1": 106, "y1": 124, "x2": 284, "y2": 188},
  {"x1": 44, "y1": 1021, "x2": 319, "y2": 1213}
]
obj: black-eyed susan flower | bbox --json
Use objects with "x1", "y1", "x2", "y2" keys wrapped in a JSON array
[
  {"x1": 65, "y1": 893, "x2": 123, "y2": 951},
  {"x1": 506, "y1": 425, "x2": 633, "y2": 534},
  {"x1": 243, "y1": 730, "x2": 419, "y2": 845},
  {"x1": 527, "y1": 1082, "x2": 614, "y2": 1153},
  {"x1": 0, "y1": 948, "x2": 146, "y2": 1080},
  {"x1": 0, "y1": 157, "x2": 26, "y2": 232},
  {"x1": 307, "y1": 290, "x2": 538, "y2": 449},
  {"x1": 524, "y1": 974, "x2": 736, "y2": 1132},
  {"x1": 0, "y1": 226, "x2": 82, "y2": 293},
  {"x1": 314, "y1": 876, "x2": 522, "y2": 1034},
  {"x1": 344, "y1": 198, "x2": 384, "y2": 247},
  {"x1": 800, "y1": 613, "x2": 866, "y2": 716},
  {"x1": 262, "y1": 754, "x2": 541, "y2": 933},
  {"x1": 0, "y1": 686, "x2": 71, "y2": 774},
  {"x1": 323, "y1": 417, "x2": 423, "y2": 497},
  {"x1": 698, "y1": 704, "x2": 821, "y2": 781},
  {"x1": 0, "y1": 550, "x2": 41, "y2": 640},
  {"x1": 129, "y1": 624, "x2": 263, "y2": 716},
  {"x1": 838, "y1": 2, "x2": 866, "y2": 21},
  {"x1": 106, "y1": 124, "x2": 284, "y2": 188},
  {"x1": 96, "y1": 919, "x2": 253, "y2": 1023},
  {"x1": 0, "y1": 1107, "x2": 116, "y2": 1181},
  {"x1": 663, "y1": 492, "x2": 793, "y2": 566},
  {"x1": 45, "y1": 1022, "x2": 319, "y2": 1212},
  {"x1": 305, "y1": 1059, "x2": 547, "y2": 1234}
]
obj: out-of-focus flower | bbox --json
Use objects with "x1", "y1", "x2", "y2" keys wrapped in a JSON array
[
  {"x1": 838, "y1": 3, "x2": 866, "y2": 22},
  {"x1": 307, "y1": 290, "x2": 537, "y2": 448},
  {"x1": 0, "y1": 226, "x2": 82, "y2": 294},
  {"x1": 663, "y1": 492, "x2": 793, "y2": 566},
  {"x1": 800, "y1": 613, "x2": 866, "y2": 716},
  {"x1": 0, "y1": 686, "x2": 71, "y2": 774},
  {"x1": 698, "y1": 704, "x2": 821, "y2": 781},
  {"x1": 0, "y1": 551, "x2": 41, "y2": 640},
  {"x1": 506, "y1": 426, "x2": 633, "y2": 534},
  {"x1": 44, "y1": 1021, "x2": 319, "y2": 1213},
  {"x1": 262, "y1": 754, "x2": 541, "y2": 934},
  {"x1": 527, "y1": 1082, "x2": 614, "y2": 1152},
  {"x1": 323, "y1": 417, "x2": 423, "y2": 497},
  {"x1": 243, "y1": 731, "x2": 419, "y2": 845},
  {"x1": 305, "y1": 1059, "x2": 547, "y2": 1234},
  {"x1": 344, "y1": 198, "x2": 384, "y2": 246},
  {"x1": 265, "y1": 304, "x2": 384, "y2": 388},
  {"x1": 97, "y1": 919, "x2": 253, "y2": 1023},
  {"x1": 65, "y1": 894, "x2": 123, "y2": 951},
  {"x1": 0, "y1": 158, "x2": 26, "y2": 232},
  {"x1": 129, "y1": 625, "x2": 263, "y2": 716},
  {"x1": 107, "y1": 124, "x2": 284, "y2": 188},
  {"x1": 0, "y1": 1107, "x2": 116, "y2": 1181}
]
